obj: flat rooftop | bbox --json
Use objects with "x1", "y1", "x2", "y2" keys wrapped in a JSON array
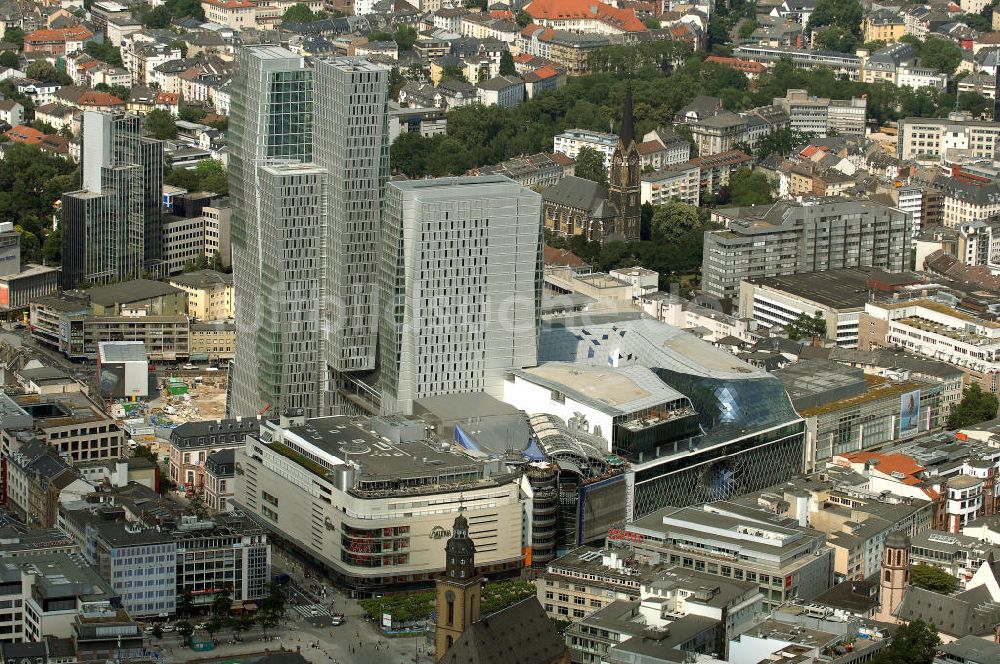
[
  {"x1": 515, "y1": 362, "x2": 689, "y2": 416},
  {"x1": 97, "y1": 341, "x2": 147, "y2": 362},
  {"x1": 747, "y1": 268, "x2": 914, "y2": 310}
]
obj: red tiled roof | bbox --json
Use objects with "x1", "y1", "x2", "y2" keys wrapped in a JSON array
[
  {"x1": 637, "y1": 140, "x2": 665, "y2": 156},
  {"x1": 525, "y1": 0, "x2": 646, "y2": 32},
  {"x1": 204, "y1": 0, "x2": 255, "y2": 7},
  {"x1": 25, "y1": 25, "x2": 93, "y2": 43},
  {"x1": 76, "y1": 91, "x2": 124, "y2": 107},
  {"x1": 5, "y1": 124, "x2": 46, "y2": 144},
  {"x1": 513, "y1": 53, "x2": 534, "y2": 62},
  {"x1": 842, "y1": 451, "x2": 926, "y2": 483},
  {"x1": 543, "y1": 245, "x2": 586, "y2": 267},
  {"x1": 156, "y1": 92, "x2": 179, "y2": 105},
  {"x1": 548, "y1": 151, "x2": 575, "y2": 166}
]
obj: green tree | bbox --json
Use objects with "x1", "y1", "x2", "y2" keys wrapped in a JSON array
[
  {"x1": 41, "y1": 227, "x2": 60, "y2": 264},
  {"x1": 132, "y1": 444, "x2": 159, "y2": 464},
  {"x1": 959, "y1": 13, "x2": 992, "y2": 31},
  {"x1": 919, "y1": 37, "x2": 963, "y2": 75},
  {"x1": 178, "y1": 105, "x2": 206, "y2": 123},
  {"x1": 868, "y1": 620, "x2": 939, "y2": 664},
  {"x1": 282, "y1": 2, "x2": 317, "y2": 23},
  {"x1": 16, "y1": 226, "x2": 39, "y2": 263},
  {"x1": 815, "y1": 25, "x2": 858, "y2": 53},
  {"x1": 394, "y1": 24, "x2": 417, "y2": 50},
  {"x1": 26, "y1": 60, "x2": 70, "y2": 85},
  {"x1": 727, "y1": 168, "x2": 774, "y2": 206},
  {"x1": 644, "y1": 17, "x2": 661, "y2": 28},
  {"x1": 144, "y1": 109, "x2": 177, "y2": 140},
  {"x1": 213, "y1": 585, "x2": 233, "y2": 621},
  {"x1": 516, "y1": 9, "x2": 533, "y2": 26},
  {"x1": 4, "y1": 28, "x2": 24, "y2": 50},
  {"x1": 230, "y1": 613, "x2": 253, "y2": 641},
  {"x1": 151, "y1": 624, "x2": 163, "y2": 640},
  {"x1": 0, "y1": 51, "x2": 17, "y2": 69},
  {"x1": 175, "y1": 620, "x2": 194, "y2": 645},
  {"x1": 177, "y1": 587, "x2": 195, "y2": 618},
  {"x1": 756, "y1": 127, "x2": 810, "y2": 158},
  {"x1": 205, "y1": 617, "x2": 222, "y2": 641},
  {"x1": 958, "y1": 91, "x2": 991, "y2": 118},
  {"x1": 947, "y1": 383, "x2": 999, "y2": 428},
  {"x1": 440, "y1": 64, "x2": 466, "y2": 82},
  {"x1": 29, "y1": 120, "x2": 56, "y2": 135},
  {"x1": 785, "y1": 312, "x2": 826, "y2": 341},
  {"x1": 650, "y1": 200, "x2": 702, "y2": 244},
  {"x1": 84, "y1": 41, "x2": 123, "y2": 66},
  {"x1": 574, "y1": 146, "x2": 608, "y2": 187},
  {"x1": 909, "y1": 564, "x2": 957, "y2": 594},
  {"x1": 808, "y1": 0, "x2": 863, "y2": 35},
  {"x1": 499, "y1": 49, "x2": 516, "y2": 76}
]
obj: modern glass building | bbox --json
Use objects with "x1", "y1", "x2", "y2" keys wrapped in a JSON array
[
  {"x1": 378, "y1": 176, "x2": 542, "y2": 415},
  {"x1": 228, "y1": 46, "x2": 316, "y2": 417},
  {"x1": 537, "y1": 316, "x2": 805, "y2": 520},
  {"x1": 61, "y1": 111, "x2": 164, "y2": 288},
  {"x1": 313, "y1": 57, "x2": 390, "y2": 391}
]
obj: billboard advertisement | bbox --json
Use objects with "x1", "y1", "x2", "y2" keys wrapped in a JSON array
[{"x1": 899, "y1": 390, "x2": 921, "y2": 437}]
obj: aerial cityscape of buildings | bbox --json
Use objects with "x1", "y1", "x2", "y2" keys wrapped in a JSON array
[{"x1": 4, "y1": 0, "x2": 1000, "y2": 662}]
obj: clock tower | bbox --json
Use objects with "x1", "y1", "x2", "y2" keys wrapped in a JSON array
[
  {"x1": 434, "y1": 512, "x2": 482, "y2": 661},
  {"x1": 608, "y1": 82, "x2": 641, "y2": 242}
]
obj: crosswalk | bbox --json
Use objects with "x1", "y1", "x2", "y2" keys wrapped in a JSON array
[{"x1": 293, "y1": 603, "x2": 332, "y2": 619}]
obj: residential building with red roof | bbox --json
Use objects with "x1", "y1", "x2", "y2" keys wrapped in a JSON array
[
  {"x1": 522, "y1": 64, "x2": 566, "y2": 98},
  {"x1": 53, "y1": 86, "x2": 125, "y2": 112},
  {"x1": 706, "y1": 55, "x2": 765, "y2": 77},
  {"x1": 4, "y1": 124, "x2": 70, "y2": 156},
  {"x1": 524, "y1": 0, "x2": 647, "y2": 34},
  {"x1": 24, "y1": 25, "x2": 93, "y2": 56}
]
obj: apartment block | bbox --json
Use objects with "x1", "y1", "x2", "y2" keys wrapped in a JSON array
[
  {"x1": 553, "y1": 128, "x2": 618, "y2": 169},
  {"x1": 703, "y1": 199, "x2": 910, "y2": 300},
  {"x1": 772, "y1": 89, "x2": 867, "y2": 137},
  {"x1": 640, "y1": 163, "x2": 700, "y2": 206},
  {"x1": 169, "y1": 270, "x2": 234, "y2": 321}
]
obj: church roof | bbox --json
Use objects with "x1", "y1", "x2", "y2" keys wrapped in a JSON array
[
  {"x1": 620, "y1": 82, "x2": 634, "y2": 147},
  {"x1": 438, "y1": 597, "x2": 568, "y2": 664},
  {"x1": 542, "y1": 176, "x2": 617, "y2": 217},
  {"x1": 895, "y1": 585, "x2": 1000, "y2": 638}
]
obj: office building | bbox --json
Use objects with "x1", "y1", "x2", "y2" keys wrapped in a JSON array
[
  {"x1": 737, "y1": 268, "x2": 923, "y2": 348},
  {"x1": 234, "y1": 414, "x2": 523, "y2": 590},
  {"x1": 860, "y1": 299, "x2": 1000, "y2": 393},
  {"x1": 313, "y1": 57, "x2": 390, "y2": 382},
  {"x1": 897, "y1": 114, "x2": 1000, "y2": 161},
  {"x1": 772, "y1": 89, "x2": 867, "y2": 137},
  {"x1": 229, "y1": 45, "x2": 314, "y2": 418},
  {"x1": 774, "y1": 359, "x2": 950, "y2": 470},
  {"x1": 378, "y1": 176, "x2": 541, "y2": 415},
  {"x1": 61, "y1": 111, "x2": 164, "y2": 288},
  {"x1": 703, "y1": 200, "x2": 910, "y2": 301},
  {"x1": 62, "y1": 507, "x2": 270, "y2": 618},
  {"x1": 624, "y1": 501, "x2": 835, "y2": 611}
]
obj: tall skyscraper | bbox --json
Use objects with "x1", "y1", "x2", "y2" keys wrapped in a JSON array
[
  {"x1": 228, "y1": 46, "x2": 317, "y2": 417},
  {"x1": 313, "y1": 58, "x2": 389, "y2": 377},
  {"x1": 61, "y1": 111, "x2": 164, "y2": 288},
  {"x1": 608, "y1": 84, "x2": 641, "y2": 242},
  {"x1": 255, "y1": 163, "x2": 328, "y2": 416},
  {"x1": 378, "y1": 176, "x2": 542, "y2": 415}
]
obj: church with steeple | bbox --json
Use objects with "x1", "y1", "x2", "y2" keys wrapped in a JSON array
[
  {"x1": 434, "y1": 512, "x2": 569, "y2": 664},
  {"x1": 608, "y1": 83, "x2": 642, "y2": 242},
  {"x1": 541, "y1": 84, "x2": 643, "y2": 243}
]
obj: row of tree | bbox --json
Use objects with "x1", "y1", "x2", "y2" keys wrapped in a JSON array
[{"x1": 162, "y1": 581, "x2": 287, "y2": 645}]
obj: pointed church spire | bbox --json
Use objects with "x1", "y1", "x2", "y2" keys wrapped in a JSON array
[{"x1": 620, "y1": 82, "x2": 635, "y2": 148}]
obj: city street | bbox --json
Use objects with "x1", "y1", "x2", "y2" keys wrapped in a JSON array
[{"x1": 154, "y1": 545, "x2": 434, "y2": 664}]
